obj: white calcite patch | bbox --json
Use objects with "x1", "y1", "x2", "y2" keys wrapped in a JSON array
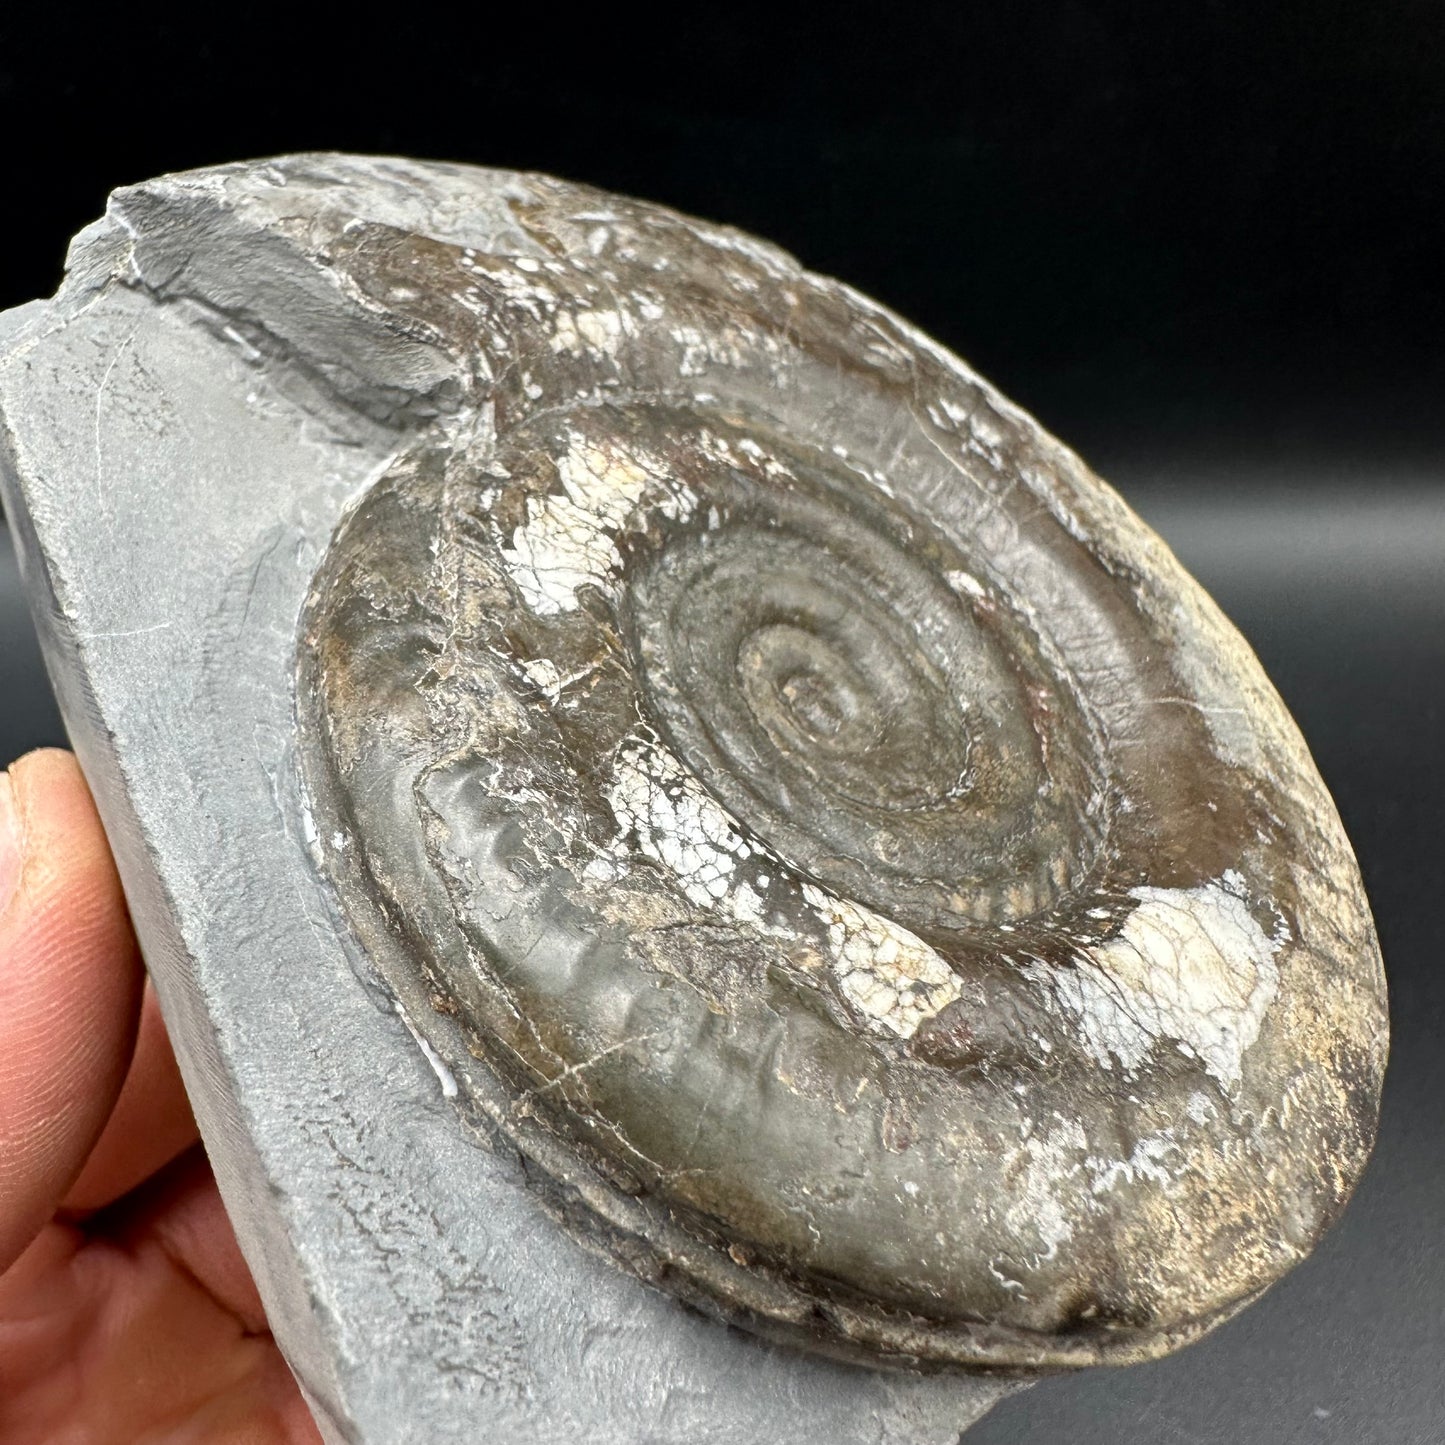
[
  {"x1": 551, "y1": 306, "x2": 625, "y2": 355},
  {"x1": 1047, "y1": 871, "x2": 1281, "y2": 1091},
  {"x1": 999, "y1": 1115, "x2": 1089, "y2": 1270},
  {"x1": 603, "y1": 735, "x2": 964, "y2": 1039},
  {"x1": 500, "y1": 432, "x2": 693, "y2": 615},
  {"x1": 1087, "y1": 1127, "x2": 1182, "y2": 1196},
  {"x1": 607, "y1": 740, "x2": 752, "y2": 911},
  {"x1": 945, "y1": 569, "x2": 988, "y2": 601},
  {"x1": 518, "y1": 655, "x2": 564, "y2": 700},
  {"x1": 802, "y1": 885, "x2": 964, "y2": 1039},
  {"x1": 603, "y1": 739, "x2": 802, "y2": 938}
]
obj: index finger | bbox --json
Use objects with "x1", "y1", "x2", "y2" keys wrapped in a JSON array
[{"x1": 0, "y1": 749, "x2": 144, "y2": 1271}]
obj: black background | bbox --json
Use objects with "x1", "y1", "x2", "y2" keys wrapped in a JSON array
[{"x1": 0, "y1": 5, "x2": 1441, "y2": 1440}]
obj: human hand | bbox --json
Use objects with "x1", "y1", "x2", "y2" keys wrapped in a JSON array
[{"x1": 0, "y1": 750, "x2": 320, "y2": 1444}]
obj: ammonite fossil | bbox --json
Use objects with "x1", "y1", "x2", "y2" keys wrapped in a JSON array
[{"x1": 297, "y1": 163, "x2": 1387, "y2": 1373}]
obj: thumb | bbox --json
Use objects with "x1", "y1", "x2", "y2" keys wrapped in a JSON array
[{"x1": 0, "y1": 749, "x2": 144, "y2": 1271}]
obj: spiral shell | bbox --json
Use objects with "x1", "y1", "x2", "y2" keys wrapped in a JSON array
[{"x1": 298, "y1": 165, "x2": 1386, "y2": 1371}]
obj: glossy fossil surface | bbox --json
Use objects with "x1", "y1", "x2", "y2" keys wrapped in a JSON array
[{"x1": 296, "y1": 170, "x2": 1387, "y2": 1371}]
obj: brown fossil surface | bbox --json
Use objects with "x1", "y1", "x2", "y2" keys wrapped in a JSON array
[{"x1": 291, "y1": 160, "x2": 1387, "y2": 1372}]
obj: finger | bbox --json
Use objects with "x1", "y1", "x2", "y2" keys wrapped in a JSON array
[
  {"x1": 0, "y1": 1156, "x2": 322, "y2": 1444},
  {"x1": 61, "y1": 981, "x2": 200, "y2": 1214},
  {"x1": 117, "y1": 1146, "x2": 270, "y2": 1334},
  {"x1": 0, "y1": 749, "x2": 145, "y2": 1272}
]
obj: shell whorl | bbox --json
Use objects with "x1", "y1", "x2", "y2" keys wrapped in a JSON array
[{"x1": 298, "y1": 169, "x2": 1386, "y2": 1371}]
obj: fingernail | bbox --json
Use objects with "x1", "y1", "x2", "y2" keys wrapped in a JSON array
[{"x1": 0, "y1": 773, "x2": 21, "y2": 918}]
